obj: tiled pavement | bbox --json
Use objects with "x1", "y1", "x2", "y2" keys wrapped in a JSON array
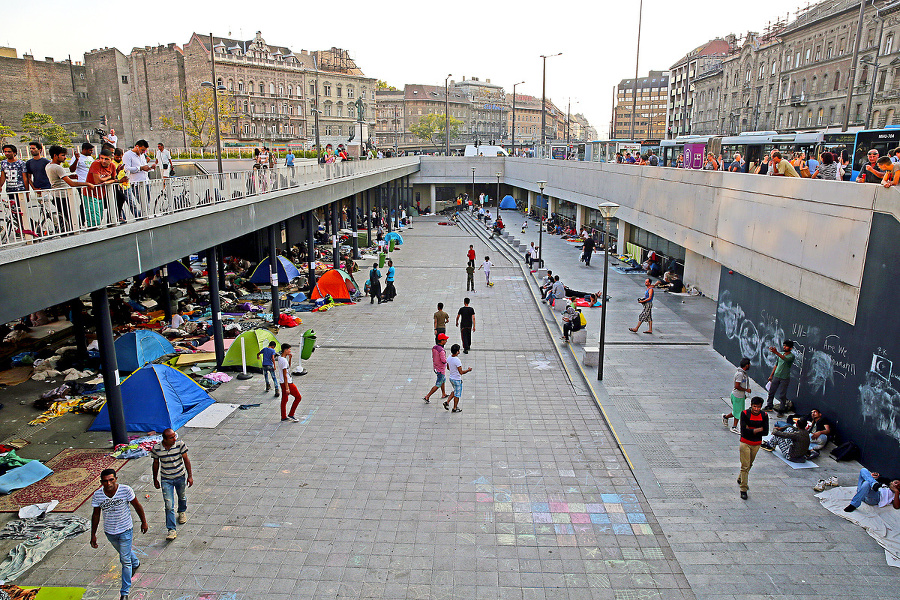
[{"x1": 10, "y1": 213, "x2": 894, "y2": 599}]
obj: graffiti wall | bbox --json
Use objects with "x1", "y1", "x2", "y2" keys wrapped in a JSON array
[{"x1": 713, "y1": 213, "x2": 900, "y2": 474}]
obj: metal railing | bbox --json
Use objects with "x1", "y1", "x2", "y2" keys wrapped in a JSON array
[{"x1": 0, "y1": 156, "x2": 418, "y2": 250}]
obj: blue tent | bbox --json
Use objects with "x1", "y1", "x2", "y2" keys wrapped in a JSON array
[
  {"x1": 499, "y1": 195, "x2": 517, "y2": 210},
  {"x1": 249, "y1": 256, "x2": 301, "y2": 284},
  {"x1": 140, "y1": 261, "x2": 194, "y2": 284},
  {"x1": 385, "y1": 231, "x2": 404, "y2": 245},
  {"x1": 89, "y1": 364, "x2": 216, "y2": 432},
  {"x1": 115, "y1": 330, "x2": 175, "y2": 373}
]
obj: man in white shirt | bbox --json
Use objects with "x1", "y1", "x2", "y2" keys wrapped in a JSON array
[
  {"x1": 443, "y1": 343, "x2": 471, "y2": 413},
  {"x1": 70, "y1": 142, "x2": 95, "y2": 181},
  {"x1": 103, "y1": 129, "x2": 118, "y2": 147},
  {"x1": 276, "y1": 344, "x2": 302, "y2": 422},
  {"x1": 156, "y1": 143, "x2": 172, "y2": 179},
  {"x1": 170, "y1": 313, "x2": 185, "y2": 330},
  {"x1": 124, "y1": 140, "x2": 153, "y2": 215}
]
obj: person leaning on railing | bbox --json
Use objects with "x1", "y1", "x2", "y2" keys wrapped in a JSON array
[{"x1": 45, "y1": 145, "x2": 96, "y2": 233}]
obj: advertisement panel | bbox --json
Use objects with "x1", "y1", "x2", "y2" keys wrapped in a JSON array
[{"x1": 683, "y1": 143, "x2": 706, "y2": 169}]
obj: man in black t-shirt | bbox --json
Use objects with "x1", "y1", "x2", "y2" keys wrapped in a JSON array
[
  {"x1": 807, "y1": 408, "x2": 832, "y2": 458},
  {"x1": 455, "y1": 297, "x2": 475, "y2": 354},
  {"x1": 581, "y1": 236, "x2": 595, "y2": 266},
  {"x1": 25, "y1": 142, "x2": 51, "y2": 190}
]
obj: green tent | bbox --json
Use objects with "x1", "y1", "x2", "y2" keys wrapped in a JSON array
[{"x1": 221, "y1": 329, "x2": 279, "y2": 372}]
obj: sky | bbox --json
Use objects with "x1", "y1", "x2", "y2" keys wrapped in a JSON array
[{"x1": 4, "y1": 0, "x2": 814, "y2": 139}]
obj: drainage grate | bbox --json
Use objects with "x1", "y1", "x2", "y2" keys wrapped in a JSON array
[
  {"x1": 634, "y1": 437, "x2": 683, "y2": 469},
  {"x1": 659, "y1": 483, "x2": 703, "y2": 498},
  {"x1": 614, "y1": 403, "x2": 650, "y2": 421}
]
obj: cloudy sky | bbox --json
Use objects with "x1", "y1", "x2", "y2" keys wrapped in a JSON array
[{"x1": 5, "y1": 0, "x2": 813, "y2": 138}]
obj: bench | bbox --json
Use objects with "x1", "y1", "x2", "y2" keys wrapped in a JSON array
[
  {"x1": 583, "y1": 347, "x2": 599, "y2": 366},
  {"x1": 570, "y1": 329, "x2": 587, "y2": 345}
]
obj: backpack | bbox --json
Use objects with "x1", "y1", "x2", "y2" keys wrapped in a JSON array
[
  {"x1": 578, "y1": 311, "x2": 587, "y2": 327},
  {"x1": 830, "y1": 441, "x2": 860, "y2": 462}
]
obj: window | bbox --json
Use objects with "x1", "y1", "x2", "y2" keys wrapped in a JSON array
[
  {"x1": 324, "y1": 125, "x2": 332, "y2": 135},
  {"x1": 250, "y1": 102, "x2": 256, "y2": 113},
  {"x1": 806, "y1": 110, "x2": 812, "y2": 126},
  {"x1": 777, "y1": 113, "x2": 784, "y2": 129},
  {"x1": 231, "y1": 124, "x2": 236, "y2": 135},
  {"x1": 822, "y1": 74, "x2": 828, "y2": 91},
  {"x1": 324, "y1": 101, "x2": 332, "y2": 116},
  {"x1": 811, "y1": 76, "x2": 817, "y2": 94},
  {"x1": 347, "y1": 86, "x2": 354, "y2": 98},
  {"x1": 323, "y1": 83, "x2": 331, "y2": 96},
  {"x1": 829, "y1": 107, "x2": 835, "y2": 123},
  {"x1": 860, "y1": 65, "x2": 868, "y2": 85},
  {"x1": 886, "y1": 35, "x2": 894, "y2": 55},
  {"x1": 787, "y1": 111, "x2": 793, "y2": 127},
  {"x1": 121, "y1": 75, "x2": 129, "y2": 84},
  {"x1": 243, "y1": 123, "x2": 250, "y2": 135},
  {"x1": 278, "y1": 84, "x2": 283, "y2": 96},
  {"x1": 217, "y1": 77, "x2": 223, "y2": 87},
  {"x1": 259, "y1": 83, "x2": 265, "y2": 95},
  {"x1": 878, "y1": 69, "x2": 886, "y2": 92},
  {"x1": 336, "y1": 102, "x2": 343, "y2": 117},
  {"x1": 337, "y1": 125, "x2": 343, "y2": 136},
  {"x1": 361, "y1": 88, "x2": 367, "y2": 99},
  {"x1": 815, "y1": 46, "x2": 821, "y2": 61},
  {"x1": 228, "y1": 79, "x2": 234, "y2": 91},
  {"x1": 872, "y1": 110, "x2": 881, "y2": 127},
  {"x1": 336, "y1": 85, "x2": 342, "y2": 98},
  {"x1": 805, "y1": 48, "x2": 811, "y2": 63},
  {"x1": 309, "y1": 82, "x2": 316, "y2": 97},
  {"x1": 826, "y1": 44, "x2": 833, "y2": 59},
  {"x1": 795, "y1": 52, "x2": 800, "y2": 67},
  {"x1": 238, "y1": 80, "x2": 244, "y2": 92},
  {"x1": 249, "y1": 81, "x2": 254, "y2": 95},
  {"x1": 833, "y1": 71, "x2": 840, "y2": 91},
  {"x1": 243, "y1": 100, "x2": 248, "y2": 113},
  {"x1": 772, "y1": 60, "x2": 777, "y2": 75}
]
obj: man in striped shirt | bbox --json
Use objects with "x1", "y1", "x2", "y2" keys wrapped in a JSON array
[{"x1": 151, "y1": 429, "x2": 193, "y2": 541}]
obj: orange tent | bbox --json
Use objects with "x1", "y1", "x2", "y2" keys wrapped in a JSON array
[{"x1": 311, "y1": 269, "x2": 357, "y2": 302}]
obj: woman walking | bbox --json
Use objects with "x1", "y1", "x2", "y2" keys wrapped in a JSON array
[{"x1": 629, "y1": 278, "x2": 654, "y2": 334}]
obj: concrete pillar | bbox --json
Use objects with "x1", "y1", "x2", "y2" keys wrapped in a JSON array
[
  {"x1": 332, "y1": 202, "x2": 340, "y2": 270},
  {"x1": 365, "y1": 189, "x2": 372, "y2": 249},
  {"x1": 306, "y1": 213, "x2": 317, "y2": 291},
  {"x1": 527, "y1": 190, "x2": 533, "y2": 214},
  {"x1": 351, "y1": 194, "x2": 360, "y2": 259},
  {"x1": 548, "y1": 196, "x2": 558, "y2": 215},
  {"x1": 575, "y1": 204, "x2": 583, "y2": 231},
  {"x1": 206, "y1": 246, "x2": 225, "y2": 367},
  {"x1": 268, "y1": 225, "x2": 280, "y2": 323},
  {"x1": 430, "y1": 184, "x2": 436, "y2": 211},
  {"x1": 91, "y1": 288, "x2": 127, "y2": 446}
]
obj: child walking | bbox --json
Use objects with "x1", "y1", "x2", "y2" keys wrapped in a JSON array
[
  {"x1": 444, "y1": 344, "x2": 472, "y2": 413},
  {"x1": 478, "y1": 256, "x2": 494, "y2": 287}
]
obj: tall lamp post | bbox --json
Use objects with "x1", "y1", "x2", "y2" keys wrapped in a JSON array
[
  {"x1": 445, "y1": 74, "x2": 453, "y2": 156},
  {"x1": 537, "y1": 180, "x2": 547, "y2": 269},
  {"x1": 597, "y1": 201, "x2": 619, "y2": 380},
  {"x1": 495, "y1": 172, "x2": 501, "y2": 210},
  {"x1": 471, "y1": 167, "x2": 476, "y2": 208},
  {"x1": 204, "y1": 32, "x2": 223, "y2": 175},
  {"x1": 630, "y1": 0, "x2": 644, "y2": 142},
  {"x1": 511, "y1": 81, "x2": 524, "y2": 157},
  {"x1": 540, "y1": 53, "x2": 562, "y2": 148}
]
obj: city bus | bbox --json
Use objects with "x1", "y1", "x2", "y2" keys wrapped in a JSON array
[
  {"x1": 584, "y1": 140, "x2": 639, "y2": 162},
  {"x1": 849, "y1": 126, "x2": 900, "y2": 180}
]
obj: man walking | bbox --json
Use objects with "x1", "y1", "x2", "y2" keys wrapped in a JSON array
[
  {"x1": 256, "y1": 340, "x2": 278, "y2": 394},
  {"x1": 369, "y1": 262, "x2": 382, "y2": 304},
  {"x1": 765, "y1": 340, "x2": 795, "y2": 412},
  {"x1": 466, "y1": 262, "x2": 476, "y2": 292},
  {"x1": 434, "y1": 302, "x2": 450, "y2": 344},
  {"x1": 456, "y1": 297, "x2": 475, "y2": 354},
  {"x1": 90, "y1": 469, "x2": 149, "y2": 600},
  {"x1": 722, "y1": 358, "x2": 751, "y2": 434},
  {"x1": 123, "y1": 140, "x2": 152, "y2": 216},
  {"x1": 151, "y1": 429, "x2": 193, "y2": 541},
  {"x1": 277, "y1": 344, "x2": 302, "y2": 422},
  {"x1": 478, "y1": 256, "x2": 494, "y2": 287},
  {"x1": 581, "y1": 235, "x2": 595, "y2": 266},
  {"x1": 156, "y1": 143, "x2": 172, "y2": 179},
  {"x1": 424, "y1": 333, "x2": 449, "y2": 403},
  {"x1": 738, "y1": 397, "x2": 768, "y2": 499},
  {"x1": 467, "y1": 244, "x2": 476, "y2": 268},
  {"x1": 444, "y1": 343, "x2": 471, "y2": 413}
]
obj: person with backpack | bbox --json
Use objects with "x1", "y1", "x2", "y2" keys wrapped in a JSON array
[
  {"x1": 369, "y1": 263, "x2": 382, "y2": 304},
  {"x1": 561, "y1": 303, "x2": 586, "y2": 343}
]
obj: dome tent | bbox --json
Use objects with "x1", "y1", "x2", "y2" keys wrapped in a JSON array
[
  {"x1": 311, "y1": 269, "x2": 357, "y2": 303},
  {"x1": 114, "y1": 330, "x2": 175, "y2": 373},
  {"x1": 221, "y1": 329, "x2": 279, "y2": 372},
  {"x1": 249, "y1": 256, "x2": 301, "y2": 285},
  {"x1": 499, "y1": 195, "x2": 517, "y2": 209}
]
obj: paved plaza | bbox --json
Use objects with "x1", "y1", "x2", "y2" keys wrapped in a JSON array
[{"x1": 7, "y1": 214, "x2": 895, "y2": 599}]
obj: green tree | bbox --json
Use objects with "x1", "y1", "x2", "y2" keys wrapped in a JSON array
[
  {"x1": 160, "y1": 89, "x2": 237, "y2": 148},
  {"x1": 19, "y1": 112, "x2": 74, "y2": 145},
  {"x1": 409, "y1": 112, "x2": 463, "y2": 146},
  {"x1": 0, "y1": 122, "x2": 15, "y2": 144},
  {"x1": 376, "y1": 80, "x2": 398, "y2": 91}
]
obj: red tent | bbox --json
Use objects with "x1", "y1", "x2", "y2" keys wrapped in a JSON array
[{"x1": 311, "y1": 269, "x2": 357, "y2": 302}]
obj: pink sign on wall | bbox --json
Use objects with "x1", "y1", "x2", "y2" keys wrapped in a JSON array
[{"x1": 683, "y1": 143, "x2": 707, "y2": 169}]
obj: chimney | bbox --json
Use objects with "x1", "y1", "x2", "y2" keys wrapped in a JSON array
[{"x1": 45, "y1": 57, "x2": 54, "y2": 62}]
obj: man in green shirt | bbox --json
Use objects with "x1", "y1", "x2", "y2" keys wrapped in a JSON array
[
  {"x1": 766, "y1": 340, "x2": 795, "y2": 412},
  {"x1": 466, "y1": 264, "x2": 476, "y2": 292},
  {"x1": 770, "y1": 151, "x2": 800, "y2": 177}
]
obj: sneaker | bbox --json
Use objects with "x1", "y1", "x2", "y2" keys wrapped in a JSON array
[
  {"x1": 286, "y1": 416, "x2": 299, "y2": 423},
  {"x1": 120, "y1": 595, "x2": 129, "y2": 600},
  {"x1": 265, "y1": 385, "x2": 271, "y2": 392},
  {"x1": 826, "y1": 476, "x2": 839, "y2": 487},
  {"x1": 722, "y1": 414, "x2": 728, "y2": 427},
  {"x1": 274, "y1": 391, "x2": 280, "y2": 397},
  {"x1": 131, "y1": 561, "x2": 140, "y2": 576},
  {"x1": 763, "y1": 405, "x2": 774, "y2": 412},
  {"x1": 843, "y1": 504, "x2": 856, "y2": 512},
  {"x1": 452, "y1": 408, "x2": 462, "y2": 413},
  {"x1": 761, "y1": 441, "x2": 774, "y2": 452},
  {"x1": 729, "y1": 426, "x2": 740, "y2": 434},
  {"x1": 177, "y1": 512, "x2": 187, "y2": 524},
  {"x1": 813, "y1": 480, "x2": 827, "y2": 492},
  {"x1": 807, "y1": 450, "x2": 820, "y2": 459},
  {"x1": 740, "y1": 491, "x2": 748, "y2": 500},
  {"x1": 166, "y1": 529, "x2": 177, "y2": 540}
]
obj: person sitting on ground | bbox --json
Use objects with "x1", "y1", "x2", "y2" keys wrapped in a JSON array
[
  {"x1": 655, "y1": 271, "x2": 686, "y2": 293},
  {"x1": 844, "y1": 468, "x2": 900, "y2": 512},
  {"x1": 806, "y1": 408, "x2": 832, "y2": 458},
  {"x1": 762, "y1": 417, "x2": 810, "y2": 462},
  {"x1": 589, "y1": 293, "x2": 602, "y2": 308}
]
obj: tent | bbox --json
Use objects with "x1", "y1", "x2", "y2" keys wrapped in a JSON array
[
  {"x1": 499, "y1": 195, "x2": 517, "y2": 210},
  {"x1": 115, "y1": 330, "x2": 175, "y2": 373},
  {"x1": 139, "y1": 261, "x2": 194, "y2": 284},
  {"x1": 384, "y1": 231, "x2": 404, "y2": 245},
  {"x1": 221, "y1": 329, "x2": 279, "y2": 372},
  {"x1": 311, "y1": 269, "x2": 357, "y2": 303},
  {"x1": 89, "y1": 364, "x2": 215, "y2": 432},
  {"x1": 249, "y1": 256, "x2": 301, "y2": 285}
]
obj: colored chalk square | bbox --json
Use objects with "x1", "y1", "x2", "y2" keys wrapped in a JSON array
[{"x1": 627, "y1": 513, "x2": 647, "y2": 523}]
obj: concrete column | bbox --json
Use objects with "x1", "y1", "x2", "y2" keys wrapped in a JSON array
[
  {"x1": 548, "y1": 196, "x2": 558, "y2": 215},
  {"x1": 575, "y1": 205, "x2": 583, "y2": 231},
  {"x1": 269, "y1": 225, "x2": 280, "y2": 323},
  {"x1": 430, "y1": 184, "x2": 436, "y2": 211},
  {"x1": 351, "y1": 194, "x2": 360, "y2": 259},
  {"x1": 527, "y1": 190, "x2": 533, "y2": 214},
  {"x1": 332, "y1": 202, "x2": 340, "y2": 270},
  {"x1": 306, "y1": 213, "x2": 317, "y2": 292},
  {"x1": 91, "y1": 288, "x2": 127, "y2": 446},
  {"x1": 387, "y1": 183, "x2": 394, "y2": 232},
  {"x1": 206, "y1": 246, "x2": 225, "y2": 367},
  {"x1": 365, "y1": 189, "x2": 372, "y2": 249}
]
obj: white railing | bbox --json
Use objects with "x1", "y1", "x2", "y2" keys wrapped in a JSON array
[{"x1": 0, "y1": 157, "x2": 418, "y2": 249}]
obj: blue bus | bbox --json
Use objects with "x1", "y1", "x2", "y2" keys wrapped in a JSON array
[{"x1": 849, "y1": 126, "x2": 900, "y2": 180}]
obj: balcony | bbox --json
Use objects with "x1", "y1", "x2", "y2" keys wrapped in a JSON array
[{"x1": 789, "y1": 94, "x2": 808, "y2": 106}]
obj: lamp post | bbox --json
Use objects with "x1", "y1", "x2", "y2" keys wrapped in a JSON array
[
  {"x1": 630, "y1": 0, "x2": 644, "y2": 142},
  {"x1": 597, "y1": 201, "x2": 619, "y2": 380},
  {"x1": 495, "y1": 172, "x2": 501, "y2": 210},
  {"x1": 843, "y1": 0, "x2": 868, "y2": 132},
  {"x1": 540, "y1": 53, "x2": 562, "y2": 148},
  {"x1": 512, "y1": 81, "x2": 524, "y2": 157},
  {"x1": 312, "y1": 108, "x2": 322, "y2": 162},
  {"x1": 537, "y1": 180, "x2": 547, "y2": 270},
  {"x1": 471, "y1": 167, "x2": 476, "y2": 208},
  {"x1": 204, "y1": 32, "x2": 223, "y2": 174},
  {"x1": 445, "y1": 74, "x2": 452, "y2": 156}
]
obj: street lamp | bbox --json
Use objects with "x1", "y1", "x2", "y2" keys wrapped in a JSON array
[
  {"x1": 312, "y1": 108, "x2": 323, "y2": 163},
  {"x1": 537, "y1": 180, "x2": 547, "y2": 270},
  {"x1": 495, "y1": 172, "x2": 501, "y2": 210},
  {"x1": 202, "y1": 32, "x2": 224, "y2": 175},
  {"x1": 471, "y1": 166, "x2": 476, "y2": 208},
  {"x1": 511, "y1": 81, "x2": 524, "y2": 157},
  {"x1": 597, "y1": 201, "x2": 619, "y2": 380},
  {"x1": 445, "y1": 74, "x2": 452, "y2": 156},
  {"x1": 630, "y1": 0, "x2": 644, "y2": 142},
  {"x1": 540, "y1": 53, "x2": 562, "y2": 148}
]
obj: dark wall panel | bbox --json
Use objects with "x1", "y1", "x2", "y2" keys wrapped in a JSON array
[{"x1": 714, "y1": 213, "x2": 900, "y2": 476}]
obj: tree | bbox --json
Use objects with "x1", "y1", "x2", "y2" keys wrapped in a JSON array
[
  {"x1": 376, "y1": 80, "x2": 398, "y2": 91},
  {"x1": 19, "y1": 112, "x2": 74, "y2": 145},
  {"x1": 0, "y1": 122, "x2": 15, "y2": 144},
  {"x1": 159, "y1": 89, "x2": 237, "y2": 148},
  {"x1": 409, "y1": 112, "x2": 463, "y2": 146}
]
